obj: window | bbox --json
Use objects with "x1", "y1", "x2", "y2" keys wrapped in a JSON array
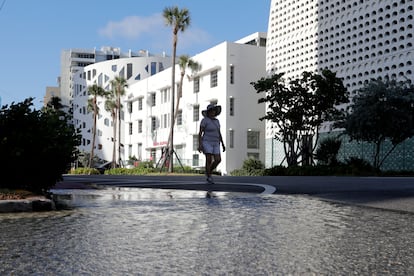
[
  {"x1": 210, "y1": 70, "x2": 218, "y2": 87},
  {"x1": 127, "y1": 63, "x2": 133, "y2": 79},
  {"x1": 150, "y1": 93, "x2": 156, "y2": 107},
  {"x1": 193, "y1": 135, "x2": 199, "y2": 151},
  {"x1": 247, "y1": 130, "x2": 260, "y2": 149},
  {"x1": 129, "y1": 122, "x2": 133, "y2": 135},
  {"x1": 151, "y1": 117, "x2": 157, "y2": 132},
  {"x1": 192, "y1": 154, "x2": 199, "y2": 166},
  {"x1": 177, "y1": 109, "x2": 182, "y2": 125},
  {"x1": 194, "y1": 77, "x2": 200, "y2": 93},
  {"x1": 127, "y1": 102, "x2": 133, "y2": 113},
  {"x1": 193, "y1": 105, "x2": 200, "y2": 121},
  {"x1": 229, "y1": 129, "x2": 234, "y2": 148},
  {"x1": 161, "y1": 88, "x2": 169, "y2": 104},
  {"x1": 128, "y1": 144, "x2": 133, "y2": 158},
  {"x1": 138, "y1": 97, "x2": 143, "y2": 110},
  {"x1": 162, "y1": 114, "x2": 169, "y2": 129},
  {"x1": 151, "y1": 62, "x2": 157, "y2": 75},
  {"x1": 137, "y1": 143, "x2": 142, "y2": 160},
  {"x1": 229, "y1": 97, "x2": 235, "y2": 116},
  {"x1": 138, "y1": 120, "x2": 143, "y2": 133},
  {"x1": 230, "y1": 65, "x2": 234, "y2": 84}
]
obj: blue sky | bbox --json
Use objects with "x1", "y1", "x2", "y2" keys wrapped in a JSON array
[{"x1": 0, "y1": 0, "x2": 270, "y2": 109}]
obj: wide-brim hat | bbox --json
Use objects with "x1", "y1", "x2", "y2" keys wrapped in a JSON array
[{"x1": 202, "y1": 104, "x2": 221, "y2": 117}]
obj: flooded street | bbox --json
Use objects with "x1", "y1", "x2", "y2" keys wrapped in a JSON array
[{"x1": 1, "y1": 187, "x2": 413, "y2": 275}]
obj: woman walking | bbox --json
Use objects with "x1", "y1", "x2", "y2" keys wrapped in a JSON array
[{"x1": 198, "y1": 104, "x2": 226, "y2": 184}]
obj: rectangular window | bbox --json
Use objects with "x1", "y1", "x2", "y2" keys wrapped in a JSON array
[
  {"x1": 138, "y1": 97, "x2": 143, "y2": 110},
  {"x1": 129, "y1": 122, "x2": 133, "y2": 135},
  {"x1": 230, "y1": 65, "x2": 234, "y2": 84},
  {"x1": 151, "y1": 62, "x2": 157, "y2": 75},
  {"x1": 127, "y1": 102, "x2": 133, "y2": 113},
  {"x1": 137, "y1": 143, "x2": 142, "y2": 160},
  {"x1": 151, "y1": 117, "x2": 157, "y2": 132},
  {"x1": 229, "y1": 129, "x2": 234, "y2": 148},
  {"x1": 138, "y1": 120, "x2": 143, "y2": 133},
  {"x1": 161, "y1": 88, "x2": 169, "y2": 104},
  {"x1": 192, "y1": 154, "x2": 199, "y2": 166},
  {"x1": 229, "y1": 97, "x2": 235, "y2": 116},
  {"x1": 177, "y1": 109, "x2": 182, "y2": 125},
  {"x1": 193, "y1": 135, "x2": 199, "y2": 151},
  {"x1": 193, "y1": 77, "x2": 200, "y2": 93},
  {"x1": 247, "y1": 130, "x2": 260, "y2": 149},
  {"x1": 193, "y1": 105, "x2": 200, "y2": 121},
  {"x1": 210, "y1": 70, "x2": 218, "y2": 87},
  {"x1": 127, "y1": 63, "x2": 133, "y2": 79},
  {"x1": 150, "y1": 93, "x2": 156, "y2": 107},
  {"x1": 163, "y1": 114, "x2": 168, "y2": 129},
  {"x1": 128, "y1": 144, "x2": 133, "y2": 158}
]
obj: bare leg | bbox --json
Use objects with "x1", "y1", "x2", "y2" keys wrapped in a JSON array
[
  {"x1": 210, "y1": 154, "x2": 221, "y2": 173},
  {"x1": 205, "y1": 153, "x2": 213, "y2": 177}
]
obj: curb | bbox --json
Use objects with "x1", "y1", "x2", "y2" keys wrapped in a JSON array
[{"x1": 0, "y1": 198, "x2": 56, "y2": 213}]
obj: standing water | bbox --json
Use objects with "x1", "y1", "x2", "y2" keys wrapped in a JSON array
[{"x1": 0, "y1": 187, "x2": 413, "y2": 275}]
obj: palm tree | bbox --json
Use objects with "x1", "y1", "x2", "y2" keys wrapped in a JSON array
[
  {"x1": 110, "y1": 77, "x2": 128, "y2": 166},
  {"x1": 167, "y1": 55, "x2": 201, "y2": 144},
  {"x1": 163, "y1": 6, "x2": 191, "y2": 173},
  {"x1": 105, "y1": 92, "x2": 118, "y2": 168},
  {"x1": 87, "y1": 84, "x2": 107, "y2": 167}
]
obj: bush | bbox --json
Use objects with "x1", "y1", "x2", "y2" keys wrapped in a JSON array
[
  {"x1": 0, "y1": 98, "x2": 81, "y2": 194},
  {"x1": 315, "y1": 137, "x2": 342, "y2": 165},
  {"x1": 69, "y1": 167, "x2": 100, "y2": 175},
  {"x1": 230, "y1": 158, "x2": 265, "y2": 176}
]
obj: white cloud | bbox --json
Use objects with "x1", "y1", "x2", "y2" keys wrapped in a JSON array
[
  {"x1": 98, "y1": 14, "x2": 164, "y2": 39},
  {"x1": 98, "y1": 14, "x2": 213, "y2": 55}
]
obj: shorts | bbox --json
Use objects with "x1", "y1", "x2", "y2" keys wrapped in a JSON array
[{"x1": 202, "y1": 141, "x2": 221, "y2": 155}]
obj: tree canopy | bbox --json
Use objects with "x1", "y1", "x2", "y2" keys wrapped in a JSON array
[
  {"x1": 251, "y1": 69, "x2": 349, "y2": 167},
  {"x1": 339, "y1": 78, "x2": 414, "y2": 170}
]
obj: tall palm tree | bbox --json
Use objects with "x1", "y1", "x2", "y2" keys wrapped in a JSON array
[
  {"x1": 105, "y1": 92, "x2": 118, "y2": 168},
  {"x1": 87, "y1": 84, "x2": 107, "y2": 167},
  {"x1": 110, "y1": 77, "x2": 128, "y2": 166},
  {"x1": 167, "y1": 55, "x2": 201, "y2": 144},
  {"x1": 163, "y1": 6, "x2": 191, "y2": 173}
]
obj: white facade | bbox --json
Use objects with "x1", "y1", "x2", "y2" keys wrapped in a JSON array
[
  {"x1": 60, "y1": 47, "x2": 162, "y2": 111},
  {"x1": 72, "y1": 55, "x2": 171, "y2": 161},
  {"x1": 71, "y1": 33, "x2": 266, "y2": 174},
  {"x1": 266, "y1": 0, "x2": 414, "y2": 166},
  {"x1": 124, "y1": 37, "x2": 266, "y2": 174}
]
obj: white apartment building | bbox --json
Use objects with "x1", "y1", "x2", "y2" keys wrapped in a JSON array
[
  {"x1": 266, "y1": 0, "x2": 414, "y2": 168},
  {"x1": 72, "y1": 55, "x2": 171, "y2": 160},
  {"x1": 72, "y1": 33, "x2": 266, "y2": 174},
  {"x1": 60, "y1": 47, "x2": 166, "y2": 111}
]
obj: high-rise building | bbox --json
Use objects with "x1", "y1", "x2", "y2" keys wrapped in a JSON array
[{"x1": 266, "y1": 0, "x2": 414, "y2": 169}]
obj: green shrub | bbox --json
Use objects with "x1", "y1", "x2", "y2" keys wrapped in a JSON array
[
  {"x1": 69, "y1": 167, "x2": 100, "y2": 175},
  {"x1": 0, "y1": 98, "x2": 80, "y2": 193}
]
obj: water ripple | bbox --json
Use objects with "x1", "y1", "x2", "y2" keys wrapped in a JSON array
[{"x1": 0, "y1": 188, "x2": 413, "y2": 275}]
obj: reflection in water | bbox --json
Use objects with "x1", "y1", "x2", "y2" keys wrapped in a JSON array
[{"x1": 0, "y1": 188, "x2": 413, "y2": 275}]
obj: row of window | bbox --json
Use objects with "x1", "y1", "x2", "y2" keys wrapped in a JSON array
[
  {"x1": 126, "y1": 69, "x2": 226, "y2": 114},
  {"x1": 128, "y1": 98, "x2": 237, "y2": 135}
]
